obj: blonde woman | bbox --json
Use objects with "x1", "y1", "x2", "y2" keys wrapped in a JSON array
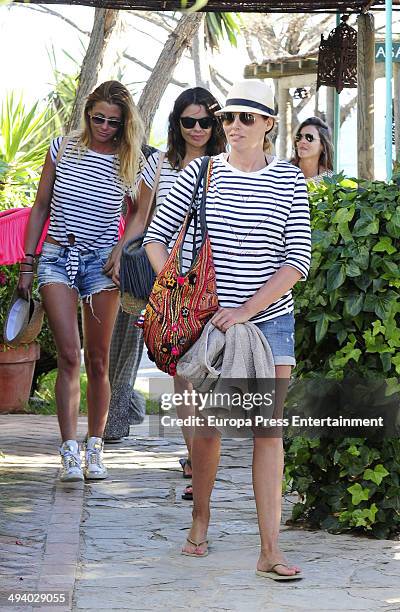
[{"x1": 18, "y1": 81, "x2": 144, "y2": 482}]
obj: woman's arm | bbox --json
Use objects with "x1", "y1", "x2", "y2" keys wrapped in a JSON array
[
  {"x1": 103, "y1": 181, "x2": 154, "y2": 285},
  {"x1": 17, "y1": 149, "x2": 56, "y2": 298},
  {"x1": 144, "y1": 242, "x2": 169, "y2": 276},
  {"x1": 211, "y1": 266, "x2": 302, "y2": 331}
]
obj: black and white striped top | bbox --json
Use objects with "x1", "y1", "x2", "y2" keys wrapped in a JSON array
[
  {"x1": 141, "y1": 150, "x2": 180, "y2": 212},
  {"x1": 48, "y1": 136, "x2": 125, "y2": 283},
  {"x1": 143, "y1": 153, "x2": 311, "y2": 323}
]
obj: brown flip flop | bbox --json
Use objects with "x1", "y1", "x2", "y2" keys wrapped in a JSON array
[
  {"x1": 181, "y1": 537, "x2": 209, "y2": 557},
  {"x1": 256, "y1": 563, "x2": 302, "y2": 581}
]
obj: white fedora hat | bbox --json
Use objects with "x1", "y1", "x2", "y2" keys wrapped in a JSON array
[
  {"x1": 3, "y1": 290, "x2": 44, "y2": 348},
  {"x1": 215, "y1": 79, "x2": 277, "y2": 118}
]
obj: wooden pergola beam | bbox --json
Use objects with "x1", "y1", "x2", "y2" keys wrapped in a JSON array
[{"x1": 12, "y1": 0, "x2": 392, "y2": 12}]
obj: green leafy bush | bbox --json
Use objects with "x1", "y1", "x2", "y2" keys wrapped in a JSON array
[
  {"x1": 284, "y1": 176, "x2": 400, "y2": 538},
  {"x1": 294, "y1": 175, "x2": 400, "y2": 379}
]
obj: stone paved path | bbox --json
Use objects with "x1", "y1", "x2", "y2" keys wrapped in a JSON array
[{"x1": 1, "y1": 415, "x2": 399, "y2": 612}]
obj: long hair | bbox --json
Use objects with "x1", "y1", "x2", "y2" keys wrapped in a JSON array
[
  {"x1": 291, "y1": 116, "x2": 334, "y2": 171},
  {"x1": 77, "y1": 81, "x2": 144, "y2": 190},
  {"x1": 167, "y1": 87, "x2": 226, "y2": 170}
]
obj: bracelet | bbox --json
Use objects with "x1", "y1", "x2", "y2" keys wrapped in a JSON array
[
  {"x1": 20, "y1": 271, "x2": 34, "y2": 275},
  {"x1": 20, "y1": 262, "x2": 34, "y2": 268},
  {"x1": 24, "y1": 253, "x2": 35, "y2": 258}
]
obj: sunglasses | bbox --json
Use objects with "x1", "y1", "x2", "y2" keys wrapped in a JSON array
[
  {"x1": 295, "y1": 132, "x2": 320, "y2": 143},
  {"x1": 90, "y1": 114, "x2": 122, "y2": 129},
  {"x1": 220, "y1": 112, "x2": 256, "y2": 126},
  {"x1": 180, "y1": 116, "x2": 215, "y2": 129}
]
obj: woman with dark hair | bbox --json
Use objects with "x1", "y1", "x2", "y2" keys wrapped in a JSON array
[
  {"x1": 110, "y1": 87, "x2": 226, "y2": 497},
  {"x1": 291, "y1": 116, "x2": 334, "y2": 183},
  {"x1": 18, "y1": 80, "x2": 144, "y2": 482}
]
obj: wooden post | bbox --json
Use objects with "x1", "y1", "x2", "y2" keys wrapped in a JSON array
[
  {"x1": 326, "y1": 87, "x2": 335, "y2": 131},
  {"x1": 278, "y1": 83, "x2": 292, "y2": 159},
  {"x1": 394, "y1": 63, "x2": 400, "y2": 163},
  {"x1": 357, "y1": 13, "x2": 375, "y2": 179}
]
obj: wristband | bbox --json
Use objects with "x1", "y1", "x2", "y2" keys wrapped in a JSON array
[
  {"x1": 20, "y1": 271, "x2": 34, "y2": 275},
  {"x1": 24, "y1": 253, "x2": 35, "y2": 258}
]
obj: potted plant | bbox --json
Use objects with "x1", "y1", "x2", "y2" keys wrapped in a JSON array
[{"x1": 0, "y1": 263, "x2": 41, "y2": 412}]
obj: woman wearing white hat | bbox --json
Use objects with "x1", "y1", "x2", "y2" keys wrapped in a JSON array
[{"x1": 144, "y1": 80, "x2": 311, "y2": 579}]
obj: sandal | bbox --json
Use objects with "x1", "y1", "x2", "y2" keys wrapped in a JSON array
[
  {"x1": 181, "y1": 537, "x2": 208, "y2": 557},
  {"x1": 179, "y1": 457, "x2": 192, "y2": 479},
  {"x1": 181, "y1": 484, "x2": 193, "y2": 500},
  {"x1": 256, "y1": 563, "x2": 302, "y2": 581}
]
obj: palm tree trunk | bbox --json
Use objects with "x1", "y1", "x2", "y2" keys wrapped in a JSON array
[
  {"x1": 192, "y1": 14, "x2": 211, "y2": 90},
  {"x1": 67, "y1": 8, "x2": 120, "y2": 133},
  {"x1": 138, "y1": 12, "x2": 203, "y2": 136}
]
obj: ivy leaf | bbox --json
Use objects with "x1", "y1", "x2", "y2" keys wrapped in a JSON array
[
  {"x1": 363, "y1": 293, "x2": 397, "y2": 320},
  {"x1": 354, "y1": 273, "x2": 373, "y2": 292},
  {"x1": 386, "y1": 210, "x2": 400, "y2": 238},
  {"x1": 351, "y1": 245, "x2": 370, "y2": 270},
  {"x1": 326, "y1": 262, "x2": 346, "y2": 291},
  {"x1": 344, "y1": 293, "x2": 364, "y2": 317},
  {"x1": 347, "y1": 483, "x2": 370, "y2": 505},
  {"x1": 382, "y1": 260, "x2": 399, "y2": 276},
  {"x1": 380, "y1": 352, "x2": 392, "y2": 372},
  {"x1": 352, "y1": 217, "x2": 379, "y2": 237},
  {"x1": 363, "y1": 465, "x2": 389, "y2": 486},
  {"x1": 346, "y1": 261, "x2": 361, "y2": 277},
  {"x1": 372, "y1": 237, "x2": 397, "y2": 255},
  {"x1": 315, "y1": 313, "x2": 329, "y2": 343},
  {"x1": 332, "y1": 206, "x2": 355, "y2": 224}
]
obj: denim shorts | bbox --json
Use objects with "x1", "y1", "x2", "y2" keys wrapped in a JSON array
[
  {"x1": 37, "y1": 242, "x2": 116, "y2": 299},
  {"x1": 255, "y1": 311, "x2": 296, "y2": 367}
]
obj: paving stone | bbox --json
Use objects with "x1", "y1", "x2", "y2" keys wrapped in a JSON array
[{"x1": 1, "y1": 415, "x2": 399, "y2": 612}]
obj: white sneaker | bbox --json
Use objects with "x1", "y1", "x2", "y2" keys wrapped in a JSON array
[
  {"x1": 59, "y1": 440, "x2": 83, "y2": 482},
  {"x1": 84, "y1": 437, "x2": 108, "y2": 480}
]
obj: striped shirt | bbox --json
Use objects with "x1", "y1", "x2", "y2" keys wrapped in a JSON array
[
  {"x1": 141, "y1": 150, "x2": 180, "y2": 212},
  {"x1": 48, "y1": 136, "x2": 126, "y2": 283},
  {"x1": 143, "y1": 153, "x2": 311, "y2": 323}
]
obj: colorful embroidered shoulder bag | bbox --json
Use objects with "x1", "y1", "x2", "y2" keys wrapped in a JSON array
[{"x1": 142, "y1": 156, "x2": 218, "y2": 376}]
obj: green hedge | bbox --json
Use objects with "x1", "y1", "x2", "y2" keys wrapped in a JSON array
[{"x1": 284, "y1": 176, "x2": 400, "y2": 538}]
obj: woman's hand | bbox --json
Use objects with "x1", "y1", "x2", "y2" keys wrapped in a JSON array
[
  {"x1": 17, "y1": 270, "x2": 34, "y2": 300},
  {"x1": 211, "y1": 305, "x2": 253, "y2": 333},
  {"x1": 103, "y1": 243, "x2": 123, "y2": 286}
]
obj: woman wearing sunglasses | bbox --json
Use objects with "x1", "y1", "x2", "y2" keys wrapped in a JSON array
[
  {"x1": 292, "y1": 116, "x2": 334, "y2": 183},
  {"x1": 110, "y1": 87, "x2": 226, "y2": 500},
  {"x1": 143, "y1": 80, "x2": 311, "y2": 579},
  {"x1": 18, "y1": 81, "x2": 144, "y2": 482}
]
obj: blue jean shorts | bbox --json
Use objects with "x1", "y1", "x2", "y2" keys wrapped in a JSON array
[
  {"x1": 255, "y1": 311, "x2": 296, "y2": 367},
  {"x1": 37, "y1": 242, "x2": 116, "y2": 299}
]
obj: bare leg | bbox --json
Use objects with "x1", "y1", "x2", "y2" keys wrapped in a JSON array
[
  {"x1": 174, "y1": 374, "x2": 194, "y2": 476},
  {"x1": 253, "y1": 365, "x2": 301, "y2": 576},
  {"x1": 40, "y1": 284, "x2": 80, "y2": 442},
  {"x1": 181, "y1": 416, "x2": 221, "y2": 556},
  {"x1": 82, "y1": 290, "x2": 120, "y2": 438}
]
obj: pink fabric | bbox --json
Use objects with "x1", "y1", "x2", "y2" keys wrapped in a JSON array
[
  {"x1": 0, "y1": 207, "x2": 125, "y2": 266},
  {"x1": 0, "y1": 208, "x2": 49, "y2": 265}
]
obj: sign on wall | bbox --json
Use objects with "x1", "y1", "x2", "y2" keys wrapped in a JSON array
[{"x1": 375, "y1": 43, "x2": 400, "y2": 62}]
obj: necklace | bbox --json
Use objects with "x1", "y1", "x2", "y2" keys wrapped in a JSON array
[{"x1": 211, "y1": 197, "x2": 278, "y2": 256}]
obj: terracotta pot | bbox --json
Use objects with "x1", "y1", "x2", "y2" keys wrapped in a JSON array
[{"x1": 0, "y1": 343, "x2": 40, "y2": 413}]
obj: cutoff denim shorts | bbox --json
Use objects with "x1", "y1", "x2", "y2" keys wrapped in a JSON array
[
  {"x1": 37, "y1": 242, "x2": 116, "y2": 299},
  {"x1": 255, "y1": 311, "x2": 296, "y2": 367}
]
